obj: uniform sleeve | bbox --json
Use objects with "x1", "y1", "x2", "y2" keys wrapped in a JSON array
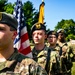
[
  {"x1": 14, "y1": 58, "x2": 48, "y2": 75},
  {"x1": 29, "y1": 64, "x2": 48, "y2": 75}
]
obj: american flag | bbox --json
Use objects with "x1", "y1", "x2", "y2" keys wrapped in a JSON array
[{"x1": 13, "y1": 0, "x2": 33, "y2": 58}]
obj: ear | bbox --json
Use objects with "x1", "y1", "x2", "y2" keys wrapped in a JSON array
[
  {"x1": 45, "y1": 34, "x2": 47, "y2": 39},
  {"x1": 12, "y1": 31, "x2": 17, "y2": 40}
]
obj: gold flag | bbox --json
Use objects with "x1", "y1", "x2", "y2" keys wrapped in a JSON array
[{"x1": 38, "y1": 2, "x2": 45, "y2": 24}]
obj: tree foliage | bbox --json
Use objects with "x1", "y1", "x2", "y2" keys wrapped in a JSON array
[
  {"x1": 55, "y1": 19, "x2": 75, "y2": 40},
  {"x1": 0, "y1": 0, "x2": 8, "y2": 11},
  {"x1": 4, "y1": 3, "x2": 14, "y2": 13},
  {"x1": 23, "y1": 1, "x2": 39, "y2": 37}
]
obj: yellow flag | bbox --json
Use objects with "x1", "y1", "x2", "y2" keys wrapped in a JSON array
[{"x1": 38, "y1": 2, "x2": 45, "y2": 24}]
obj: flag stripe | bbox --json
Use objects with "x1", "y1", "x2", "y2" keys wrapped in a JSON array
[
  {"x1": 21, "y1": 33, "x2": 29, "y2": 42},
  {"x1": 21, "y1": 26, "x2": 27, "y2": 36},
  {"x1": 13, "y1": 0, "x2": 33, "y2": 58},
  {"x1": 19, "y1": 46, "x2": 31, "y2": 54},
  {"x1": 21, "y1": 40, "x2": 30, "y2": 50}
]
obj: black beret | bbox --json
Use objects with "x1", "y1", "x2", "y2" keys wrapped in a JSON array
[
  {"x1": 47, "y1": 31, "x2": 58, "y2": 38},
  {"x1": 0, "y1": 12, "x2": 18, "y2": 30},
  {"x1": 31, "y1": 22, "x2": 46, "y2": 34}
]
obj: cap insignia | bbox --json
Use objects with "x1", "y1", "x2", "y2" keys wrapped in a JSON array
[{"x1": 35, "y1": 24, "x2": 41, "y2": 29}]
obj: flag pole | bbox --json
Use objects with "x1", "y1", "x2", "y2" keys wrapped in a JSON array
[{"x1": 42, "y1": 0, "x2": 44, "y2": 2}]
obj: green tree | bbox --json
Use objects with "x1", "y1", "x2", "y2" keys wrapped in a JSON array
[
  {"x1": 0, "y1": 0, "x2": 8, "y2": 11},
  {"x1": 23, "y1": 1, "x2": 39, "y2": 37},
  {"x1": 55, "y1": 19, "x2": 75, "y2": 40},
  {"x1": 4, "y1": 3, "x2": 14, "y2": 14}
]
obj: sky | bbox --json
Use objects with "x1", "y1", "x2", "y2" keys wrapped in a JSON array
[{"x1": 8, "y1": 0, "x2": 75, "y2": 30}]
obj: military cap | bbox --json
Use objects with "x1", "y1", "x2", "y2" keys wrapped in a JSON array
[
  {"x1": 47, "y1": 30, "x2": 58, "y2": 38},
  {"x1": 0, "y1": 12, "x2": 18, "y2": 30},
  {"x1": 31, "y1": 22, "x2": 46, "y2": 34},
  {"x1": 57, "y1": 29, "x2": 65, "y2": 33}
]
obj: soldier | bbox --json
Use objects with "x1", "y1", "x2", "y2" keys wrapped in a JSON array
[
  {"x1": 56, "y1": 29, "x2": 73, "y2": 75},
  {"x1": 47, "y1": 30, "x2": 60, "y2": 57},
  {"x1": 31, "y1": 23, "x2": 59, "y2": 75},
  {"x1": 47, "y1": 30, "x2": 59, "y2": 49},
  {"x1": 47, "y1": 30, "x2": 61, "y2": 74},
  {"x1": 57, "y1": 29, "x2": 66, "y2": 47},
  {"x1": 0, "y1": 12, "x2": 47, "y2": 75}
]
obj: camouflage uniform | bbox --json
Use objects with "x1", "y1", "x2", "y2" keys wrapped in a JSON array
[
  {"x1": 70, "y1": 41, "x2": 75, "y2": 75},
  {"x1": 32, "y1": 45, "x2": 59, "y2": 75},
  {"x1": 56, "y1": 29, "x2": 73, "y2": 75},
  {"x1": 57, "y1": 42, "x2": 73, "y2": 75},
  {"x1": 49, "y1": 44, "x2": 62, "y2": 75},
  {"x1": 0, "y1": 48, "x2": 47, "y2": 75},
  {"x1": 69, "y1": 40, "x2": 75, "y2": 61}
]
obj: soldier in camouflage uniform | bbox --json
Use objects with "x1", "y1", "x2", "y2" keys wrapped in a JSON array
[
  {"x1": 57, "y1": 29, "x2": 66, "y2": 47},
  {"x1": 47, "y1": 30, "x2": 62, "y2": 74},
  {"x1": 31, "y1": 23, "x2": 59, "y2": 75},
  {"x1": 56, "y1": 29, "x2": 73, "y2": 75},
  {"x1": 47, "y1": 30, "x2": 60, "y2": 51},
  {"x1": 0, "y1": 12, "x2": 47, "y2": 75}
]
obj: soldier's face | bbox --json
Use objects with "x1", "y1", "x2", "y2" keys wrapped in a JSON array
[
  {"x1": 32, "y1": 30, "x2": 46, "y2": 44},
  {"x1": 47, "y1": 35, "x2": 57, "y2": 45},
  {"x1": 0, "y1": 24, "x2": 17, "y2": 49},
  {"x1": 58, "y1": 33, "x2": 65, "y2": 40}
]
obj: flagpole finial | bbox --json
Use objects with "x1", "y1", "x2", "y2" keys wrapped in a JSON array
[{"x1": 42, "y1": 0, "x2": 44, "y2": 2}]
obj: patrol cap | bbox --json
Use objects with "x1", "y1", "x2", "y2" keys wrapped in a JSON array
[
  {"x1": 47, "y1": 30, "x2": 58, "y2": 38},
  {"x1": 0, "y1": 12, "x2": 18, "y2": 30},
  {"x1": 57, "y1": 29, "x2": 65, "y2": 33},
  {"x1": 31, "y1": 22, "x2": 46, "y2": 34}
]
